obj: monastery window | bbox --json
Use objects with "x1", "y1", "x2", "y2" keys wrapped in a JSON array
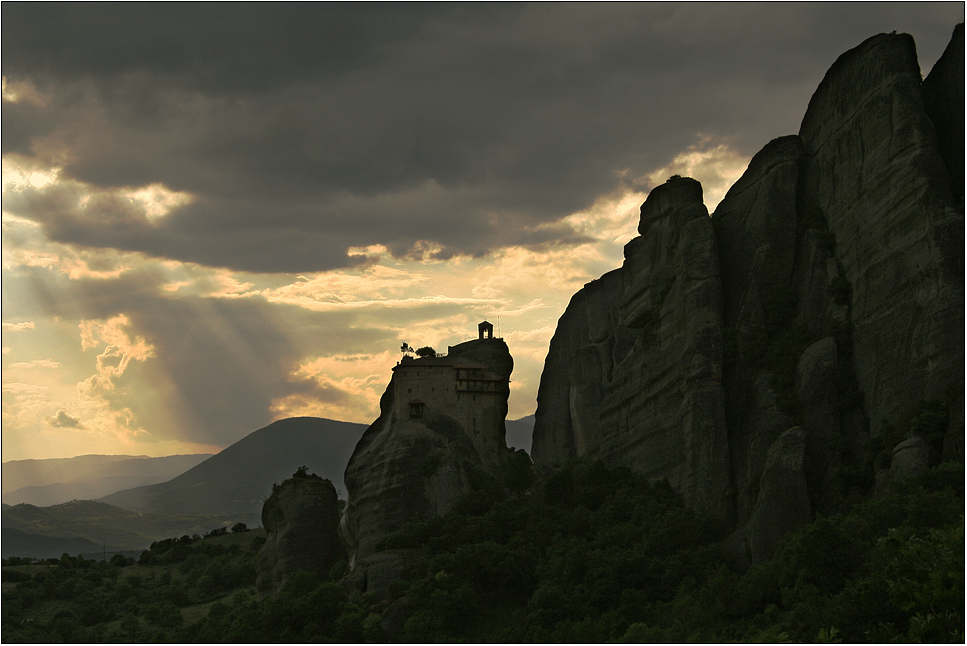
[{"x1": 409, "y1": 401, "x2": 425, "y2": 419}]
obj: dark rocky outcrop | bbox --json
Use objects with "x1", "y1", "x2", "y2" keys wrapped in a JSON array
[
  {"x1": 532, "y1": 27, "x2": 964, "y2": 564},
  {"x1": 339, "y1": 335, "x2": 514, "y2": 599},
  {"x1": 921, "y1": 23, "x2": 965, "y2": 211},
  {"x1": 798, "y1": 31, "x2": 964, "y2": 445},
  {"x1": 531, "y1": 269, "x2": 628, "y2": 465},
  {"x1": 535, "y1": 177, "x2": 732, "y2": 525},
  {"x1": 256, "y1": 476, "x2": 346, "y2": 594}
]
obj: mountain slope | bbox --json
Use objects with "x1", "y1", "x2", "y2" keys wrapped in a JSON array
[
  {"x1": 2, "y1": 454, "x2": 213, "y2": 506},
  {"x1": 505, "y1": 415, "x2": 535, "y2": 454},
  {"x1": 98, "y1": 417, "x2": 366, "y2": 522},
  {"x1": 4, "y1": 454, "x2": 145, "y2": 492}
]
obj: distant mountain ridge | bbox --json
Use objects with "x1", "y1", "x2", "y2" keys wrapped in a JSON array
[
  {"x1": 4, "y1": 454, "x2": 146, "y2": 492},
  {"x1": 98, "y1": 417, "x2": 367, "y2": 524},
  {"x1": 505, "y1": 414, "x2": 535, "y2": 453},
  {"x1": 2, "y1": 454, "x2": 213, "y2": 506}
]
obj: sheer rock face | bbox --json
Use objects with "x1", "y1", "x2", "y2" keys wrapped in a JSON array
[
  {"x1": 256, "y1": 478, "x2": 345, "y2": 594},
  {"x1": 531, "y1": 269, "x2": 629, "y2": 465},
  {"x1": 340, "y1": 337, "x2": 513, "y2": 598},
  {"x1": 711, "y1": 135, "x2": 823, "y2": 551},
  {"x1": 535, "y1": 178, "x2": 731, "y2": 524},
  {"x1": 746, "y1": 427, "x2": 812, "y2": 564},
  {"x1": 798, "y1": 31, "x2": 964, "y2": 443},
  {"x1": 532, "y1": 28, "x2": 963, "y2": 564},
  {"x1": 921, "y1": 23, "x2": 964, "y2": 210},
  {"x1": 603, "y1": 178, "x2": 732, "y2": 524}
]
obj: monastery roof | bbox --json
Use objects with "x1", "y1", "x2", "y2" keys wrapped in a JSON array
[
  {"x1": 393, "y1": 354, "x2": 505, "y2": 382},
  {"x1": 394, "y1": 355, "x2": 487, "y2": 370}
]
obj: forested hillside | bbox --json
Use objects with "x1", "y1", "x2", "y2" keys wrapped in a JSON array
[{"x1": 2, "y1": 459, "x2": 961, "y2": 643}]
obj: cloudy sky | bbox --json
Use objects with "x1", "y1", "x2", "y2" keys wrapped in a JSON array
[{"x1": 2, "y1": 3, "x2": 962, "y2": 461}]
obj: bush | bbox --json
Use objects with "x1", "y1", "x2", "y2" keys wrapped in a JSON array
[{"x1": 415, "y1": 346, "x2": 437, "y2": 358}]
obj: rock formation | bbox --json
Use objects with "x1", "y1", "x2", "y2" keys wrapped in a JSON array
[
  {"x1": 256, "y1": 475, "x2": 346, "y2": 593},
  {"x1": 340, "y1": 329, "x2": 514, "y2": 598},
  {"x1": 921, "y1": 23, "x2": 965, "y2": 210},
  {"x1": 798, "y1": 31, "x2": 964, "y2": 442},
  {"x1": 535, "y1": 176, "x2": 734, "y2": 527},
  {"x1": 258, "y1": 27, "x2": 963, "y2": 596},
  {"x1": 532, "y1": 26, "x2": 964, "y2": 564}
]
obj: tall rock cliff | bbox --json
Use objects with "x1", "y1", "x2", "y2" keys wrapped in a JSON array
[
  {"x1": 340, "y1": 330, "x2": 514, "y2": 598},
  {"x1": 798, "y1": 31, "x2": 964, "y2": 443},
  {"x1": 535, "y1": 176, "x2": 733, "y2": 526},
  {"x1": 532, "y1": 27, "x2": 964, "y2": 564},
  {"x1": 256, "y1": 475, "x2": 346, "y2": 593}
]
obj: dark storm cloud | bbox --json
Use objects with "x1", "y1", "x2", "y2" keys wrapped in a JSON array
[
  {"x1": 3, "y1": 3, "x2": 962, "y2": 272},
  {"x1": 46, "y1": 410, "x2": 84, "y2": 428}
]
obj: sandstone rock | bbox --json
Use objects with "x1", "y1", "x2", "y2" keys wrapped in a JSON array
[
  {"x1": 796, "y1": 338, "x2": 840, "y2": 449},
  {"x1": 256, "y1": 477, "x2": 346, "y2": 594},
  {"x1": 599, "y1": 178, "x2": 731, "y2": 523},
  {"x1": 533, "y1": 28, "x2": 963, "y2": 565},
  {"x1": 713, "y1": 135, "x2": 802, "y2": 336},
  {"x1": 350, "y1": 549, "x2": 424, "y2": 602},
  {"x1": 533, "y1": 177, "x2": 732, "y2": 524},
  {"x1": 798, "y1": 32, "x2": 964, "y2": 440},
  {"x1": 532, "y1": 269, "x2": 626, "y2": 464},
  {"x1": 341, "y1": 333, "x2": 513, "y2": 598},
  {"x1": 747, "y1": 427, "x2": 812, "y2": 564},
  {"x1": 890, "y1": 436, "x2": 931, "y2": 479},
  {"x1": 875, "y1": 435, "x2": 933, "y2": 496},
  {"x1": 796, "y1": 337, "x2": 845, "y2": 511},
  {"x1": 921, "y1": 23, "x2": 965, "y2": 209},
  {"x1": 710, "y1": 135, "x2": 810, "y2": 535}
]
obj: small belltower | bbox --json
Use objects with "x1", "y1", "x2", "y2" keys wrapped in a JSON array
[{"x1": 478, "y1": 320, "x2": 494, "y2": 340}]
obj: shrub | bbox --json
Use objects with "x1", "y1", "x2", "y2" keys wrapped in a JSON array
[{"x1": 415, "y1": 346, "x2": 437, "y2": 358}]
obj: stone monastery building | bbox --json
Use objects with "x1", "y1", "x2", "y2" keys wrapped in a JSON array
[{"x1": 391, "y1": 321, "x2": 510, "y2": 460}]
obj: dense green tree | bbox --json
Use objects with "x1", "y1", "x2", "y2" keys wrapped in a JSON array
[
  {"x1": 415, "y1": 346, "x2": 437, "y2": 358},
  {"x1": 1, "y1": 460, "x2": 961, "y2": 643}
]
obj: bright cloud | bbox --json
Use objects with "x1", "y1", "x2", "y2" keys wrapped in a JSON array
[
  {"x1": 124, "y1": 183, "x2": 194, "y2": 221},
  {"x1": 8, "y1": 359, "x2": 60, "y2": 369},
  {"x1": 2, "y1": 322, "x2": 35, "y2": 332},
  {"x1": 272, "y1": 351, "x2": 399, "y2": 423},
  {"x1": 45, "y1": 409, "x2": 84, "y2": 428},
  {"x1": 1, "y1": 76, "x2": 48, "y2": 106},
  {"x1": 79, "y1": 315, "x2": 155, "y2": 360}
]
